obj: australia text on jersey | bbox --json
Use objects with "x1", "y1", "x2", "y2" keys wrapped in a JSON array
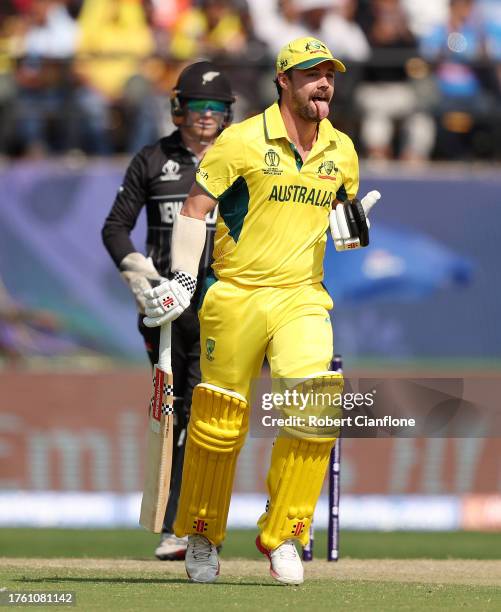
[{"x1": 268, "y1": 184, "x2": 334, "y2": 208}]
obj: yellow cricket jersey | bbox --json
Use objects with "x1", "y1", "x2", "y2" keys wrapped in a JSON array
[{"x1": 196, "y1": 102, "x2": 359, "y2": 287}]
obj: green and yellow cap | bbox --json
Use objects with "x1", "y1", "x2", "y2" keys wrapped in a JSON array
[{"x1": 276, "y1": 37, "x2": 346, "y2": 74}]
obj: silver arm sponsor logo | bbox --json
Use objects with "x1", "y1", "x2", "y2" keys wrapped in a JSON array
[{"x1": 196, "y1": 167, "x2": 209, "y2": 181}]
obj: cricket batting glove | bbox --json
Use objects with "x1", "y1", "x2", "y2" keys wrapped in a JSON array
[
  {"x1": 120, "y1": 252, "x2": 163, "y2": 314},
  {"x1": 143, "y1": 271, "x2": 197, "y2": 327},
  {"x1": 330, "y1": 190, "x2": 381, "y2": 252}
]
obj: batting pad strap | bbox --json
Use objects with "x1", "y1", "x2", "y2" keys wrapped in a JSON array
[
  {"x1": 288, "y1": 370, "x2": 338, "y2": 383},
  {"x1": 171, "y1": 214, "x2": 206, "y2": 278},
  {"x1": 197, "y1": 382, "x2": 247, "y2": 404},
  {"x1": 173, "y1": 384, "x2": 249, "y2": 545}
]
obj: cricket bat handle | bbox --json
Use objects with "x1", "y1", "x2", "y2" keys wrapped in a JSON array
[{"x1": 158, "y1": 323, "x2": 172, "y2": 371}]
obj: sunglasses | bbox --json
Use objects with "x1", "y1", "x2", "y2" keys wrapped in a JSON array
[{"x1": 186, "y1": 99, "x2": 227, "y2": 113}]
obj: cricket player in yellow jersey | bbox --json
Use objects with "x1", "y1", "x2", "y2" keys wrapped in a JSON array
[{"x1": 142, "y1": 37, "x2": 382, "y2": 585}]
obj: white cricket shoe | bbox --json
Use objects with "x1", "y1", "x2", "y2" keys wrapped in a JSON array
[
  {"x1": 185, "y1": 535, "x2": 220, "y2": 583},
  {"x1": 256, "y1": 536, "x2": 304, "y2": 585},
  {"x1": 155, "y1": 533, "x2": 188, "y2": 561}
]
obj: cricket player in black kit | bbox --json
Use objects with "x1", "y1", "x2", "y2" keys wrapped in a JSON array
[{"x1": 102, "y1": 61, "x2": 235, "y2": 560}]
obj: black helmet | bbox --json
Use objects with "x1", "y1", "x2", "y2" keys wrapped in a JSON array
[{"x1": 172, "y1": 61, "x2": 235, "y2": 104}]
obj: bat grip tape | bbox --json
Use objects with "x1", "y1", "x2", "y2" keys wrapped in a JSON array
[{"x1": 158, "y1": 323, "x2": 172, "y2": 370}]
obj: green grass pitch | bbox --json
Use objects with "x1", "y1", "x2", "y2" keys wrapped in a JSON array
[{"x1": 1, "y1": 530, "x2": 500, "y2": 611}]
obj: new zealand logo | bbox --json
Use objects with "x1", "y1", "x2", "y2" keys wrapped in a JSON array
[
  {"x1": 202, "y1": 71, "x2": 220, "y2": 85},
  {"x1": 265, "y1": 149, "x2": 280, "y2": 167},
  {"x1": 206, "y1": 338, "x2": 216, "y2": 361}
]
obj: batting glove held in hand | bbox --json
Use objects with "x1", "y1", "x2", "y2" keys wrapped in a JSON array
[
  {"x1": 330, "y1": 190, "x2": 381, "y2": 252},
  {"x1": 120, "y1": 252, "x2": 163, "y2": 314},
  {"x1": 142, "y1": 271, "x2": 197, "y2": 327}
]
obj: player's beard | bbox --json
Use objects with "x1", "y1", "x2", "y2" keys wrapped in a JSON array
[{"x1": 292, "y1": 90, "x2": 331, "y2": 123}]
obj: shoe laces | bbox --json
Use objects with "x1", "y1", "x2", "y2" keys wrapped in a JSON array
[
  {"x1": 190, "y1": 536, "x2": 213, "y2": 561},
  {"x1": 273, "y1": 540, "x2": 299, "y2": 561}
]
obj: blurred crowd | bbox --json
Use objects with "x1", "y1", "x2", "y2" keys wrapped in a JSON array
[
  {"x1": 0, "y1": 274, "x2": 62, "y2": 366},
  {"x1": 1, "y1": 0, "x2": 501, "y2": 161}
]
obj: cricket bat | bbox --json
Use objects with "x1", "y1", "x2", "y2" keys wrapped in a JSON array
[{"x1": 139, "y1": 323, "x2": 174, "y2": 532}]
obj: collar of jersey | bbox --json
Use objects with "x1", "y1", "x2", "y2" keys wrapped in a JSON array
[
  {"x1": 161, "y1": 130, "x2": 186, "y2": 154},
  {"x1": 264, "y1": 102, "x2": 338, "y2": 148},
  {"x1": 160, "y1": 129, "x2": 196, "y2": 161}
]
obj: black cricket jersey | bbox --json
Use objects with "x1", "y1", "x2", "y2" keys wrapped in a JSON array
[{"x1": 102, "y1": 130, "x2": 216, "y2": 305}]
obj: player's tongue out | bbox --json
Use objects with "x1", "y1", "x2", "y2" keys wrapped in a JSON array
[{"x1": 310, "y1": 95, "x2": 329, "y2": 120}]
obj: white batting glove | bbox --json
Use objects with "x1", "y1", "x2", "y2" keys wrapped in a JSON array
[
  {"x1": 120, "y1": 252, "x2": 163, "y2": 314},
  {"x1": 330, "y1": 190, "x2": 381, "y2": 252},
  {"x1": 143, "y1": 271, "x2": 197, "y2": 327}
]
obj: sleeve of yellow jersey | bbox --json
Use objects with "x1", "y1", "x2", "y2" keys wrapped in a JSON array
[
  {"x1": 335, "y1": 137, "x2": 360, "y2": 202},
  {"x1": 195, "y1": 125, "x2": 244, "y2": 200}
]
